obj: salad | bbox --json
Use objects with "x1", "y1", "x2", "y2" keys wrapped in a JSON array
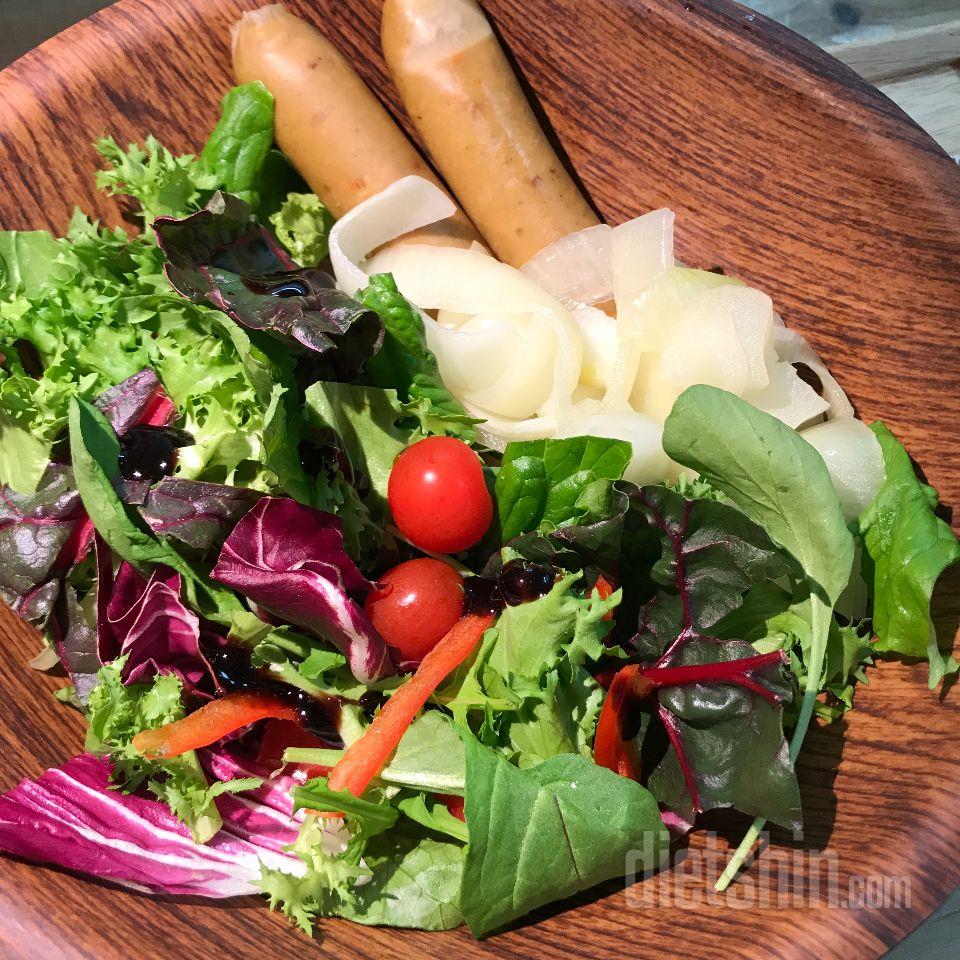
[{"x1": 0, "y1": 0, "x2": 956, "y2": 941}]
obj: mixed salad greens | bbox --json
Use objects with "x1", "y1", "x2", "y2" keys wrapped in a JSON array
[{"x1": 0, "y1": 79, "x2": 956, "y2": 940}]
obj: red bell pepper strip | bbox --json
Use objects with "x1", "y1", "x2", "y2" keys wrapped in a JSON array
[
  {"x1": 327, "y1": 612, "x2": 495, "y2": 798},
  {"x1": 132, "y1": 691, "x2": 301, "y2": 760},
  {"x1": 593, "y1": 573, "x2": 616, "y2": 621},
  {"x1": 441, "y1": 794, "x2": 466, "y2": 822},
  {"x1": 593, "y1": 664, "x2": 653, "y2": 780}
]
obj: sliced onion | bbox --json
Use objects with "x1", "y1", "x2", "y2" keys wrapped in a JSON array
[
  {"x1": 603, "y1": 209, "x2": 675, "y2": 410},
  {"x1": 521, "y1": 224, "x2": 613, "y2": 307},
  {"x1": 773, "y1": 327, "x2": 854, "y2": 421},
  {"x1": 800, "y1": 417, "x2": 885, "y2": 520},
  {"x1": 635, "y1": 285, "x2": 775, "y2": 421},
  {"x1": 572, "y1": 305, "x2": 617, "y2": 390},
  {"x1": 328, "y1": 176, "x2": 456, "y2": 295},
  {"x1": 423, "y1": 314, "x2": 517, "y2": 393},
  {"x1": 744, "y1": 361, "x2": 829, "y2": 430},
  {"x1": 369, "y1": 243, "x2": 582, "y2": 420}
]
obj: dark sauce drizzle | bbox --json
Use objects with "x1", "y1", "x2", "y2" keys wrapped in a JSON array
[
  {"x1": 463, "y1": 560, "x2": 558, "y2": 615},
  {"x1": 118, "y1": 426, "x2": 195, "y2": 483},
  {"x1": 205, "y1": 644, "x2": 344, "y2": 748}
]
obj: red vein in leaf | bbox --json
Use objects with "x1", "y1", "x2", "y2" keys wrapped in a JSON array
[
  {"x1": 641, "y1": 651, "x2": 788, "y2": 706},
  {"x1": 658, "y1": 703, "x2": 701, "y2": 812}
]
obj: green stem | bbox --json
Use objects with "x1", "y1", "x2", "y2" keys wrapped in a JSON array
[
  {"x1": 282, "y1": 747, "x2": 346, "y2": 767},
  {"x1": 714, "y1": 597, "x2": 827, "y2": 891}
]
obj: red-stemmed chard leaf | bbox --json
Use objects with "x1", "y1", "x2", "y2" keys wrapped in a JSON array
[
  {"x1": 0, "y1": 463, "x2": 89, "y2": 632},
  {"x1": 0, "y1": 752, "x2": 303, "y2": 897},
  {"x1": 139, "y1": 478, "x2": 262, "y2": 559},
  {"x1": 155, "y1": 192, "x2": 383, "y2": 379},
  {"x1": 596, "y1": 485, "x2": 802, "y2": 832},
  {"x1": 98, "y1": 560, "x2": 206, "y2": 688},
  {"x1": 1, "y1": 369, "x2": 178, "y2": 644},
  {"x1": 211, "y1": 497, "x2": 394, "y2": 683},
  {"x1": 94, "y1": 367, "x2": 176, "y2": 435}
]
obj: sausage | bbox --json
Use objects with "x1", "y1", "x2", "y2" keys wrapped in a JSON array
[
  {"x1": 381, "y1": 0, "x2": 601, "y2": 268},
  {"x1": 232, "y1": 4, "x2": 481, "y2": 248}
]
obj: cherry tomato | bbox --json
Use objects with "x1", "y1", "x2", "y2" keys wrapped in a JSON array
[
  {"x1": 365, "y1": 558, "x2": 465, "y2": 666},
  {"x1": 387, "y1": 436, "x2": 492, "y2": 553}
]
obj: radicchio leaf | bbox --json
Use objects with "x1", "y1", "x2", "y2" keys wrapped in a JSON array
[
  {"x1": 0, "y1": 753, "x2": 302, "y2": 897},
  {"x1": 140, "y1": 478, "x2": 262, "y2": 558},
  {"x1": 155, "y1": 192, "x2": 383, "y2": 378},
  {"x1": 211, "y1": 497, "x2": 394, "y2": 683},
  {"x1": 603, "y1": 485, "x2": 802, "y2": 831},
  {"x1": 99, "y1": 561, "x2": 206, "y2": 687}
]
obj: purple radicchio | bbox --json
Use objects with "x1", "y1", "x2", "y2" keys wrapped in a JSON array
[
  {"x1": 0, "y1": 752, "x2": 302, "y2": 897},
  {"x1": 98, "y1": 557, "x2": 206, "y2": 688},
  {"x1": 154, "y1": 192, "x2": 383, "y2": 379},
  {"x1": 212, "y1": 497, "x2": 394, "y2": 683}
]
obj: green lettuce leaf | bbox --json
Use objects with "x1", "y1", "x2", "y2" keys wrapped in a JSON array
[
  {"x1": 858, "y1": 422, "x2": 960, "y2": 686},
  {"x1": 269, "y1": 192, "x2": 334, "y2": 265},
  {"x1": 458, "y1": 734, "x2": 669, "y2": 937},
  {"x1": 495, "y1": 436, "x2": 632, "y2": 542},
  {"x1": 395, "y1": 792, "x2": 469, "y2": 842},
  {"x1": 85, "y1": 662, "x2": 260, "y2": 842},
  {"x1": 304, "y1": 381, "x2": 410, "y2": 520}
]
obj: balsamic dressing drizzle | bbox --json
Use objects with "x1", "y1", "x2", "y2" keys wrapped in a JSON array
[
  {"x1": 118, "y1": 426, "x2": 195, "y2": 483},
  {"x1": 205, "y1": 644, "x2": 344, "y2": 748}
]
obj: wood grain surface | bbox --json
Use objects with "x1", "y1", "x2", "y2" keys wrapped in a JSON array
[{"x1": 0, "y1": 1, "x2": 959, "y2": 958}]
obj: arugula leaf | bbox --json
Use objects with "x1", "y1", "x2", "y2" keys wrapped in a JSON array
[
  {"x1": 459, "y1": 734, "x2": 668, "y2": 937},
  {"x1": 395, "y1": 793, "x2": 469, "y2": 843},
  {"x1": 358, "y1": 274, "x2": 478, "y2": 441},
  {"x1": 495, "y1": 436, "x2": 632, "y2": 542},
  {"x1": 199, "y1": 82, "x2": 275, "y2": 207},
  {"x1": 293, "y1": 779, "x2": 399, "y2": 837},
  {"x1": 85, "y1": 662, "x2": 260, "y2": 841},
  {"x1": 269, "y1": 193, "x2": 334, "y2": 266},
  {"x1": 859, "y1": 422, "x2": 960, "y2": 686}
]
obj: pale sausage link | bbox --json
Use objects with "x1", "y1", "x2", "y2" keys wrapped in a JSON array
[
  {"x1": 232, "y1": 4, "x2": 481, "y2": 248},
  {"x1": 381, "y1": 0, "x2": 601, "y2": 268}
]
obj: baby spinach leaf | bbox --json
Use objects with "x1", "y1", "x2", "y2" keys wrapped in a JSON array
[
  {"x1": 495, "y1": 436, "x2": 632, "y2": 542},
  {"x1": 858, "y1": 422, "x2": 960, "y2": 686},
  {"x1": 199, "y1": 81, "x2": 275, "y2": 207},
  {"x1": 459, "y1": 734, "x2": 669, "y2": 937},
  {"x1": 395, "y1": 793, "x2": 469, "y2": 843}
]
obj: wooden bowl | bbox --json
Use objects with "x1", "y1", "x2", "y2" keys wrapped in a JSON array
[{"x1": 0, "y1": 1, "x2": 958, "y2": 958}]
